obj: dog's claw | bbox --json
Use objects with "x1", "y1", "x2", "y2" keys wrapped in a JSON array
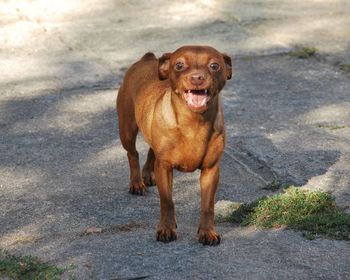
[
  {"x1": 198, "y1": 229, "x2": 221, "y2": 246},
  {"x1": 156, "y1": 227, "x2": 177, "y2": 243},
  {"x1": 142, "y1": 169, "x2": 156, "y2": 187},
  {"x1": 129, "y1": 181, "x2": 148, "y2": 196}
]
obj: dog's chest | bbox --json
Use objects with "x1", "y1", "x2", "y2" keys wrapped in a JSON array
[{"x1": 163, "y1": 127, "x2": 211, "y2": 172}]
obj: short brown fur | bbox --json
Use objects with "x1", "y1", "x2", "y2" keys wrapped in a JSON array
[{"x1": 117, "y1": 45, "x2": 232, "y2": 245}]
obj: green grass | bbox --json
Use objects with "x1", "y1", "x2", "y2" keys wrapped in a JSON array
[
  {"x1": 339, "y1": 63, "x2": 350, "y2": 73},
  {"x1": 262, "y1": 180, "x2": 285, "y2": 191},
  {"x1": 317, "y1": 124, "x2": 350, "y2": 130},
  {"x1": 0, "y1": 249, "x2": 72, "y2": 280},
  {"x1": 290, "y1": 47, "x2": 317, "y2": 59},
  {"x1": 221, "y1": 187, "x2": 350, "y2": 240}
]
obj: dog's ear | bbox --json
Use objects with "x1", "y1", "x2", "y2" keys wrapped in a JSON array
[
  {"x1": 158, "y1": 52, "x2": 172, "y2": 80},
  {"x1": 222, "y1": 53, "x2": 232, "y2": 80}
]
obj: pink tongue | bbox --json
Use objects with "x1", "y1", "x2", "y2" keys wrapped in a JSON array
[
  {"x1": 185, "y1": 91, "x2": 209, "y2": 108},
  {"x1": 192, "y1": 94, "x2": 206, "y2": 105}
]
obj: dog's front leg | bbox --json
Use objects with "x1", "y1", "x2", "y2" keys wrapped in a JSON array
[
  {"x1": 155, "y1": 159, "x2": 177, "y2": 242},
  {"x1": 198, "y1": 163, "x2": 221, "y2": 245}
]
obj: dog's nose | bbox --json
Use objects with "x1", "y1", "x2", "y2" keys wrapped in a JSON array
[{"x1": 190, "y1": 73, "x2": 206, "y2": 86}]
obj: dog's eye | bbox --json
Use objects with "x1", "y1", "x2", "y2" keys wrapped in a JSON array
[
  {"x1": 175, "y1": 62, "x2": 185, "y2": 71},
  {"x1": 209, "y1": 63, "x2": 220, "y2": 71}
]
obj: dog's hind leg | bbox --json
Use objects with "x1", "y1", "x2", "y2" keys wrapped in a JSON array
[{"x1": 117, "y1": 86, "x2": 147, "y2": 195}]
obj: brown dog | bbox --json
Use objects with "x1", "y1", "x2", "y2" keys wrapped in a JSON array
[{"x1": 117, "y1": 45, "x2": 232, "y2": 245}]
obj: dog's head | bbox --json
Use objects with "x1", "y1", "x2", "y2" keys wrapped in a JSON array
[{"x1": 158, "y1": 45, "x2": 232, "y2": 113}]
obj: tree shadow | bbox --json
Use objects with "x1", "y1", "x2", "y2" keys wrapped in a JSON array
[{"x1": 0, "y1": 1, "x2": 349, "y2": 278}]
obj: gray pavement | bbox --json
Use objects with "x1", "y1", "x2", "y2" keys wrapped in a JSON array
[{"x1": 1, "y1": 1, "x2": 350, "y2": 279}]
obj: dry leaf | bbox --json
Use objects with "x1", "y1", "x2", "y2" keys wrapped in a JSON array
[{"x1": 85, "y1": 227, "x2": 103, "y2": 234}]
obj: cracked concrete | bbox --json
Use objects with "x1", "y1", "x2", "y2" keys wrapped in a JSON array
[{"x1": 1, "y1": 0, "x2": 350, "y2": 279}]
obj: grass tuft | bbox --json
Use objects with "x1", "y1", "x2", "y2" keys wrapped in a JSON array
[
  {"x1": 222, "y1": 187, "x2": 350, "y2": 240},
  {"x1": 0, "y1": 249, "x2": 71, "y2": 280},
  {"x1": 317, "y1": 123, "x2": 350, "y2": 130},
  {"x1": 262, "y1": 180, "x2": 285, "y2": 191},
  {"x1": 339, "y1": 63, "x2": 350, "y2": 73},
  {"x1": 290, "y1": 47, "x2": 317, "y2": 59}
]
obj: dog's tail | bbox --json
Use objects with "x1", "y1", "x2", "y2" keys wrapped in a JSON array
[{"x1": 141, "y1": 52, "x2": 156, "y2": 60}]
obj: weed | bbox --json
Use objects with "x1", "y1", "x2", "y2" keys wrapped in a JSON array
[
  {"x1": 262, "y1": 180, "x2": 284, "y2": 191},
  {"x1": 0, "y1": 249, "x2": 73, "y2": 280},
  {"x1": 317, "y1": 124, "x2": 350, "y2": 130},
  {"x1": 221, "y1": 187, "x2": 350, "y2": 240},
  {"x1": 339, "y1": 63, "x2": 350, "y2": 73},
  {"x1": 290, "y1": 47, "x2": 317, "y2": 59}
]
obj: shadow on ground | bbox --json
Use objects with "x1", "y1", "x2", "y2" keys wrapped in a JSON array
[{"x1": 1, "y1": 1, "x2": 350, "y2": 279}]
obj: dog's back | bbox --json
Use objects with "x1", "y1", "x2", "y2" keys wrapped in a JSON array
[{"x1": 119, "y1": 52, "x2": 159, "y2": 101}]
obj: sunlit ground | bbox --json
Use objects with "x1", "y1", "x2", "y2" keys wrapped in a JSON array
[
  {"x1": 0, "y1": 2, "x2": 349, "y2": 278},
  {"x1": 1, "y1": 0, "x2": 349, "y2": 54}
]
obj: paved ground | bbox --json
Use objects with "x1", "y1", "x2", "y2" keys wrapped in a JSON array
[{"x1": 1, "y1": 1, "x2": 350, "y2": 279}]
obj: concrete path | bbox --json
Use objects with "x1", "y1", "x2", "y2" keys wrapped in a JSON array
[{"x1": 1, "y1": 1, "x2": 350, "y2": 279}]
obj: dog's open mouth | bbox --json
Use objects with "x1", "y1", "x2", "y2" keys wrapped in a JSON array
[{"x1": 183, "y1": 89, "x2": 211, "y2": 111}]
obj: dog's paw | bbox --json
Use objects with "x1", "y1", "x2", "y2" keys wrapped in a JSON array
[
  {"x1": 129, "y1": 181, "x2": 148, "y2": 196},
  {"x1": 156, "y1": 227, "x2": 177, "y2": 243},
  {"x1": 198, "y1": 229, "x2": 221, "y2": 246},
  {"x1": 142, "y1": 169, "x2": 156, "y2": 186}
]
